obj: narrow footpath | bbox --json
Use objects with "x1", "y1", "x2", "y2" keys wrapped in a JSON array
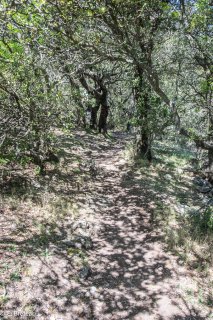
[{"x1": 1, "y1": 132, "x2": 211, "y2": 320}]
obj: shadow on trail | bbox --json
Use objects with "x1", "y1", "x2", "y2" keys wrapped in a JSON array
[
  {"x1": 0, "y1": 131, "x2": 211, "y2": 319},
  {"x1": 79, "y1": 151, "x2": 209, "y2": 319}
]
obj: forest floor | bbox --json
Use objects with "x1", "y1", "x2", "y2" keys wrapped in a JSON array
[{"x1": 0, "y1": 130, "x2": 212, "y2": 320}]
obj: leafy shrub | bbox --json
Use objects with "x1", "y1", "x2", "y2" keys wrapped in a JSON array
[{"x1": 191, "y1": 205, "x2": 213, "y2": 232}]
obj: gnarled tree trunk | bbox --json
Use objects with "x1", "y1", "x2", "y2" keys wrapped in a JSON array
[
  {"x1": 98, "y1": 86, "x2": 108, "y2": 133},
  {"x1": 137, "y1": 131, "x2": 152, "y2": 161},
  {"x1": 207, "y1": 114, "x2": 213, "y2": 183},
  {"x1": 135, "y1": 70, "x2": 152, "y2": 160},
  {"x1": 208, "y1": 149, "x2": 213, "y2": 183},
  {"x1": 90, "y1": 105, "x2": 100, "y2": 129},
  {"x1": 98, "y1": 105, "x2": 109, "y2": 133}
]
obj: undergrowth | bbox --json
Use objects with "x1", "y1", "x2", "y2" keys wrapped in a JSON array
[{"x1": 125, "y1": 138, "x2": 213, "y2": 308}]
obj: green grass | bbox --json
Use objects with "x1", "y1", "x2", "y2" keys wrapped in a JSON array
[{"x1": 10, "y1": 271, "x2": 22, "y2": 282}]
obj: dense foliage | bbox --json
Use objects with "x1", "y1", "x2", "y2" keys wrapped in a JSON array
[{"x1": 0, "y1": 0, "x2": 212, "y2": 178}]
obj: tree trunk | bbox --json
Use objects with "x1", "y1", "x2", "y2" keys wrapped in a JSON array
[
  {"x1": 135, "y1": 70, "x2": 152, "y2": 160},
  {"x1": 207, "y1": 149, "x2": 213, "y2": 182},
  {"x1": 207, "y1": 114, "x2": 213, "y2": 183},
  {"x1": 90, "y1": 105, "x2": 99, "y2": 129},
  {"x1": 98, "y1": 104, "x2": 109, "y2": 133},
  {"x1": 137, "y1": 131, "x2": 152, "y2": 161},
  {"x1": 98, "y1": 89, "x2": 108, "y2": 133}
]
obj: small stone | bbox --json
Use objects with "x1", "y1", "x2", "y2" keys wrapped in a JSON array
[
  {"x1": 165, "y1": 174, "x2": 172, "y2": 181},
  {"x1": 79, "y1": 266, "x2": 92, "y2": 280},
  {"x1": 78, "y1": 229, "x2": 90, "y2": 237},
  {"x1": 32, "y1": 181, "x2": 41, "y2": 188},
  {"x1": 176, "y1": 168, "x2": 183, "y2": 175},
  {"x1": 90, "y1": 286, "x2": 97, "y2": 295},
  {"x1": 93, "y1": 292, "x2": 100, "y2": 299},
  {"x1": 75, "y1": 236, "x2": 93, "y2": 250},
  {"x1": 174, "y1": 204, "x2": 189, "y2": 216}
]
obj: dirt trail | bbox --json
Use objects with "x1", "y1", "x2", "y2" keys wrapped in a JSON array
[
  {"x1": 1, "y1": 131, "x2": 211, "y2": 320},
  {"x1": 75, "y1": 132, "x2": 209, "y2": 320}
]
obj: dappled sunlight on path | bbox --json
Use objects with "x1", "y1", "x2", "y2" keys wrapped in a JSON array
[
  {"x1": 78, "y1": 132, "x2": 209, "y2": 320},
  {"x1": 0, "y1": 131, "x2": 211, "y2": 320}
]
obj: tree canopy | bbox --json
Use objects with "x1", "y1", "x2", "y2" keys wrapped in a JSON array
[{"x1": 0, "y1": 0, "x2": 212, "y2": 177}]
